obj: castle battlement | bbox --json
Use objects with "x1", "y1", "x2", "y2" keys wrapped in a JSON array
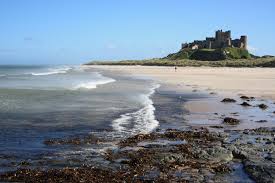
[{"x1": 182, "y1": 30, "x2": 247, "y2": 50}]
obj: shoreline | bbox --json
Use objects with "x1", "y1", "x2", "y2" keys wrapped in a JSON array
[
  {"x1": 88, "y1": 65, "x2": 275, "y2": 130},
  {"x1": 1, "y1": 66, "x2": 275, "y2": 182},
  {"x1": 86, "y1": 65, "x2": 275, "y2": 100}
]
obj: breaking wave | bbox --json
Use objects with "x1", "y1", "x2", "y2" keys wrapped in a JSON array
[
  {"x1": 73, "y1": 78, "x2": 116, "y2": 90},
  {"x1": 112, "y1": 83, "x2": 160, "y2": 136},
  {"x1": 30, "y1": 66, "x2": 72, "y2": 76}
]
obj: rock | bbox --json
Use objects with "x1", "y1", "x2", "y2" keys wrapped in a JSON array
[
  {"x1": 18, "y1": 161, "x2": 31, "y2": 166},
  {"x1": 232, "y1": 149, "x2": 247, "y2": 160},
  {"x1": 119, "y1": 133, "x2": 159, "y2": 147},
  {"x1": 221, "y1": 98, "x2": 236, "y2": 103},
  {"x1": 240, "y1": 102, "x2": 251, "y2": 107},
  {"x1": 240, "y1": 96, "x2": 255, "y2": 100},
  {"x1": 212, "y1": 164, "x2": 232, "y2": 173},
  {"x1": 253, "y1": 127, "x2": 275, "y2": 135},
  {"x1": 244, "y1": 159, "x2": 275, "y2": 183},
  {"x1": 256, "y1": 120, "x2": 268, "y2": 123},
  {"x1": 44, "y1": 134, "x2": 104, "y2": 146},
  {"x1": 223, "y1": 117, "x2": 240, "y2": 125},
  {"x1": 240, "y1": 96, "x2": 250, "y2": 100},
  {"x1": 160, "y1": 153, "x2": 185, "y2": 164},
  {"x1": 44, "y1": 139, "x2": 57, "y2": 145},
  {"x1": 3, "y1": 127, "x2": 275, "y2": 183},
  {"x1": 0, "y1": 167, "x2": 137, "y2": 183},
  {"x1": 210, "y1": 125, "x2": 224, "y2": 129},
  {"x1": 258, "y1": 104, "x2": 268, "y2": 110},
  {"x1": 205, "y1": 146, "x2": 233, "y2": 163},
  {"x1": 265, "y1": 153, "x2": 275, "y2": 162}
]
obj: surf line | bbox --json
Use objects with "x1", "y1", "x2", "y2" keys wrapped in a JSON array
[{"x1": 112, "y1": 83, "x2": 160, "y2": 136}]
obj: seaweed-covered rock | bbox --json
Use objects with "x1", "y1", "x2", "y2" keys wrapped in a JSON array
[
  {"x1": 258, "y1": 104, "x2": 268, "y2": 110},
  {"x1": 240, "y1": 96, "x2": 250, "y2": 100},
  {"x1": 240, "y1": 102, "x2": 251, "y2": 107},
  {"x1": 221, "y1": 98, "x2": 236, "y2": 103},
  {"x1": 0, "y1": 167, "x2": 134, "y2": 183},
  {"x1": 244, "y1": 159, "x2": 275, "y2": 183},
  {"x1": 44, "y1": 134, "x2": 105, "y2": 146},
  {"x1": 255, "y1": 120, "x2": 268, "y2": 123},
  {"x1": 2, "y1": 127, "x2": 275, "y2": 183},
  {"x1": 205, "y1": 146, "x2": 233, "y2": 163},
  {"x1": 232, "y1": 149, "x2": 247, "y2": 160},
  {"x1": 159, "y1": 153, "x2": 185, "y2": 164},
  {"x1": 223, "y1": 117, "x2": 240, "y2": 125}
]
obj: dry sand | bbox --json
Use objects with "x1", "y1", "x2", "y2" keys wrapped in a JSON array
[{"x1": 88, "y1": 65, "x2": 275, "y2": 99}]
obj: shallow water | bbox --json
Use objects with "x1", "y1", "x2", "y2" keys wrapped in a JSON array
[
  {"x1": 183, "y1": 94, "x2": 275, "y2": 130},
  {"x1": 1, "y1": 65, "x2": 273, "y2": 177},
  {"x1": 0, "y1": 65, "x2": 161, "y2": 172}
]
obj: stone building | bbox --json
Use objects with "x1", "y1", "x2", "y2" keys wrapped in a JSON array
[{"x1": 182, "y1": 30, "x2": 247, "y2": 50}]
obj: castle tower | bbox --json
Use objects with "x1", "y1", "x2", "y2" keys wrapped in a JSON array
[
  {"x1": 215, "y1": 30, "x2": 222, "y2": 41},
  {"x1": 240, "y1": 36, "x2": 247, "y2": 49},
  {"x1": 227, "y1": 30, "x2": 231, "y2": 38},
  {"x1": 225, "y1": 31, "x2": 232, "y2": 47}
]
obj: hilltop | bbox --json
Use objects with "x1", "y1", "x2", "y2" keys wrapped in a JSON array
[
  {"x1": 85, "y1": 30, "x2": 275, "y2": 67},
  {"x1": 164, "y1": 47, "x2": 251, "y2": 61},
  {"x1": 165, "y1": 30, "x2": 251, "y2": 61}
]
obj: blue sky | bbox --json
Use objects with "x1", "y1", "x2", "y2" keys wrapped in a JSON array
[{"x1": 0, "y1": 0, "x2": 274, "y2": 64}]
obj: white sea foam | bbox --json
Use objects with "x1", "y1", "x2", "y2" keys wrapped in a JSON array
[
  {"x1": 112, "y1": 83, "x2": 160, "y2": 135},
  {"x1": 73, "y1": 78, "x2": 116, "y2": 90},
  {"x1": 30, "y1": 66, "x2": 72, "y2": 76}
]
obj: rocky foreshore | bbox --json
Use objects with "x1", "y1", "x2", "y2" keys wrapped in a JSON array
[{"x1": 1, "y1": 127, "x2": 274, "y2": 183}]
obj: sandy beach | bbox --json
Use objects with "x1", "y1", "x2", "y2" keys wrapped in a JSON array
[
  {"x1": 88, "y1": 65, "x2": 275, "y2": 130},
  {"x1": 88, "y1": 66, "x2": 275, "y2": 99}
]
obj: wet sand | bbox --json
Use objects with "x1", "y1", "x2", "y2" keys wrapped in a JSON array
[{"x1": 88, "y1": 66, "x2": 275, "y2": 130}]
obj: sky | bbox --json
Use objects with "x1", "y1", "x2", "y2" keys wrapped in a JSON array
[{"x1": 0, "y1": 0, "x2": 274, "y2": 65}]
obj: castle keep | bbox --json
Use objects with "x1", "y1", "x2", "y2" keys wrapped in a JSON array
[{"x1": 182, "y1": 30, "x2": 247, "y2": 50}]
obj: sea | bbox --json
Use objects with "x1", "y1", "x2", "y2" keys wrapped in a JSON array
[{"x1": 0, "y1": 65, "x2": 166, "y2": 172}]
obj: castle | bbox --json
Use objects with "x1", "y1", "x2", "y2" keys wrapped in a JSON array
[{"x1": 181, "y1": 30, "x2": 247, "y2": 50}]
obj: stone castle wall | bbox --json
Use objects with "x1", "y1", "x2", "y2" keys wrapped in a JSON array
[{"x1": 182, "y1": 30, "x2": 247, "y2": 50}]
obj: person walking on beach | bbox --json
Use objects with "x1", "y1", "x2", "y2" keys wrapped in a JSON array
[{"x1": 174, "y1": 66, "x2": 177, "y2": 72}]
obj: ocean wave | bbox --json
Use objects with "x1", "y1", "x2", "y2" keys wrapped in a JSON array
[
  {"x1": 73, "y1": 78, "x2": 116, "y2": 90},
  {"x1": 30, "y1": 66, "x2": 72, "y2": 76},
  {"x1": 112, "y1": 83, "x2": 160, "y2": 136},
  {"x1": 0, "y1": 74, "x2": 6, "y2": 77}
]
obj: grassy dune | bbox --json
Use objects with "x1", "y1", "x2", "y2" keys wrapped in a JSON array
[
  {"x1": 165, "y1": 48, "x2": 251, "y2": 61},
  {"x1": 86, "y1": 57, "x2": 275, "y2": 67}
]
